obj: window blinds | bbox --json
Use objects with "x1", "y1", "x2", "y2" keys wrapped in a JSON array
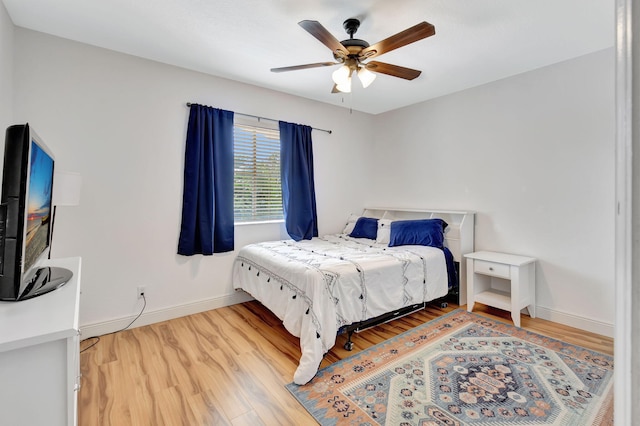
[{"x1": 233, "y1": 124, "x2": 283, "y2": 222}]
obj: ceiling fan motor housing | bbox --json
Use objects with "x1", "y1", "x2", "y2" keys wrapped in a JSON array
[{"x1": 334, "y1": 18, "x2": 370, "y2": 60}]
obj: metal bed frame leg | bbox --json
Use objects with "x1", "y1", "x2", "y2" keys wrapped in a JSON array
[{"x1": 344, "y1": 330, "x2": 355, "y2": 351}]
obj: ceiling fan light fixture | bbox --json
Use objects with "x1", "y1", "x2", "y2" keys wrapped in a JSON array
[
  {"x1": 332, "y1": 65, "x2": 350, "y2": 85},
  {"x1": 357, "y1": 66, "x2": 376, "y2": 88},
  {"x1": 273, "y1": 19, "x2": 434, "y2": 95},
  {"x1": 336, "y1": 79, "x2": 352, "y2": 93}
]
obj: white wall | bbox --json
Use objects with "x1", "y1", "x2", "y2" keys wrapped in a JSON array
[
  {"x1": 12, "y1": 28, "x2": 375, "y2": 330},
  {"x1": 0, "y1": 1, "x2": 12, "y2": 129},
  {"x1": 11, "y1": 26, "x2": 615, "y2": 336},
  {"x1": 370, "y1": 48, "x2": 615, "y2": 334}
]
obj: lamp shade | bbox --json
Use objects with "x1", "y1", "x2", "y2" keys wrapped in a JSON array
[
  {"x1": 357, "y1": 67, "x2": 376, "y2": 88},
  {"x1": 53, "y1": 171, "x2": 82, "y2": 206},
  {"x1": 332, "y1": 65, "x2": 350, "y2": 85},
  {"x1": 336, "y1": 78, "x2": 352, "y2": 93}
]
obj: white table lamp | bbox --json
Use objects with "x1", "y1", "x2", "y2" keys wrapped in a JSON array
[
  {"x1": 50, "y1": 171, "x2": 82, "y2": 258},
  {"x1": 53, "y1": 171, "x2": 82, "y2": 207}
]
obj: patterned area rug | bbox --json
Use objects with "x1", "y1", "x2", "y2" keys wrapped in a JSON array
[{"x1": 286, "y1": 310, "x2": 613, "y2": 425}]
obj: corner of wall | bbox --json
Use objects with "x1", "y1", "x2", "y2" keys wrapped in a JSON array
[{"x1": 0, "y1": 0, "x2": 14, "y2": 130}]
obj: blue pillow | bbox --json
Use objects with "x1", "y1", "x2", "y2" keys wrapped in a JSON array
[
  {"x1": 349, "y1": 217, "x2": 379, "y2": 240},
  {"x1": 388, "y1": 219, "x2": 448, "y2": 248}
]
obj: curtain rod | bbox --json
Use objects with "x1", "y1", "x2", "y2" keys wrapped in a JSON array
[{"x1": 186, "y1": 103, "x2": 332, "y2": 134}]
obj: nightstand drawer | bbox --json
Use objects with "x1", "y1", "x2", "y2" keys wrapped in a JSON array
[{"x1": 474, "y1": 260, "x2": 510, "y2": 279}]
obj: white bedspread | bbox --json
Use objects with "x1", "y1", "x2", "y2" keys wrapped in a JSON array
[{"x1": 231, "y1": 234, "x2": 448, "y2": 384}]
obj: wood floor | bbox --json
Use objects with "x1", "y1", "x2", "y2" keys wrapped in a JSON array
[{"x1": 78, "y1": 301, "x2": 613, "y2": 425}]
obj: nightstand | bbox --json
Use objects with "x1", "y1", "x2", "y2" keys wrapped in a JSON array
[{"x1": 465, "y1": 251, "x2": 536, "y2": 327}]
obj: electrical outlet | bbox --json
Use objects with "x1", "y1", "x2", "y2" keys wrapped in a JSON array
[{"x1": 137, "y1": 286, "x2": 146, "y2": 299}]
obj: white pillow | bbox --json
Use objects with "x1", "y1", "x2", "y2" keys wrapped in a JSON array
[
  {"x1": 376, "y1": 218, "x2": 394, "y2": 244},
  {"x1": 342, "y1": 214, "x2": 360, "y2": 235}
]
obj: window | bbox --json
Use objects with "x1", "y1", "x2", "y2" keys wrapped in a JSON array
[{"x1": 233, "y1": 121, "x2": 283, "y2": 222}]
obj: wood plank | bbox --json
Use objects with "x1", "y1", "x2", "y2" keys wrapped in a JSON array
[
  {"x1": 79, "y1": 301, "x2": 613, "y2": 424},
  {"x1": 186, "y1": 390, "x2": 232, "y2": 426},
  {"x1": 230, "y1": 409, "x2": 264, "y2": 426}
]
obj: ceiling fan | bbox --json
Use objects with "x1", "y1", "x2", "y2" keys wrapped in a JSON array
[{"x1": 271, "y1": 18, "x2": 435, "y2": 93}]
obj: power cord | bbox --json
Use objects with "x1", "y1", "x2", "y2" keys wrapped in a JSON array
[{"x1": 80, "y1": 293, "x2": 147, "y2": 353}]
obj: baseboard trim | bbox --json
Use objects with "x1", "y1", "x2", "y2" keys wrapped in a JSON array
[
  {"x1": 80, "y1": 295, "x2": 614, "y2": 340},
  {"x1": 535, "y1": 306, "x2": 614, "y2": 338},
  {"x1": 79, "y1": 291, "x2": 254, "y2": 339}
]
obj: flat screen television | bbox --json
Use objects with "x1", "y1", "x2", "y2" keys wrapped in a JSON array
[{"x1": 0, "y1": 124, "x2": 72, "y2": 301}]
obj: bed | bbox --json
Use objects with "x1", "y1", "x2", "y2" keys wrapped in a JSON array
[{"x1": 232, "y1": 208, "x2": 475, "y2": 384}]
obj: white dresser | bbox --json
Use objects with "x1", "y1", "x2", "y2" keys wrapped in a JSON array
[{"x1": 0, "y1": 257, "x2": 81, "y2": 426}]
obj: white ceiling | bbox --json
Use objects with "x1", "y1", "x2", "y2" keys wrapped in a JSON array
[{"x1": 2, "y1": 0, "x2": 614, "y2": 115}]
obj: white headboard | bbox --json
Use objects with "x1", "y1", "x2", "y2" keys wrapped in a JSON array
[{"x1": 362, "y1": 207, "x2": 475, "y2": 305}]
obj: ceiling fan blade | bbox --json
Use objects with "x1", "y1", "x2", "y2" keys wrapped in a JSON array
[
  {"x1": 271, "y1": 62, "x2": 338, "y2": 73},
  {"x1": 299, "y1": 20, "x2": 349, "y2": 58},
  {"x1": 365, "y1": 61, "x2": 422, "y2": 80},
  {"x1": 360, "y1": 21, "x2": 435, "y2": 59}
]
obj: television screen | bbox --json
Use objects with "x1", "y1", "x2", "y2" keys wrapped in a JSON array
[
  {"x1": 24, "y1": 140, "x2": 54, "y2": 274},
  {"x1": 0, "y1": 124, "x2": 72, "y2": 301}
]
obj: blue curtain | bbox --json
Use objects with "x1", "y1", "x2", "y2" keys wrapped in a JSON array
[
  {"x1": 178, "y1": 105, "x2": 235, "y2": 255},
  {"x1": 279, "y1": 121, "x2": 318, "y2": 241}
]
